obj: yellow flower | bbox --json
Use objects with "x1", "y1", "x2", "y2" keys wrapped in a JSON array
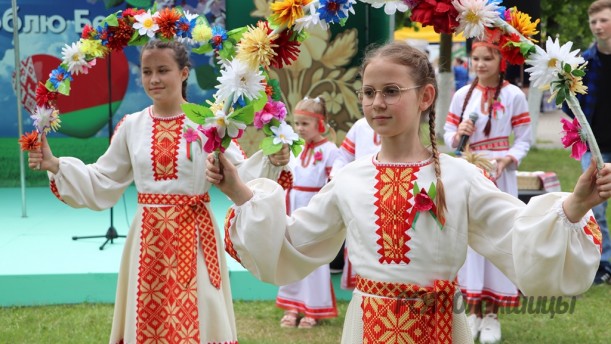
[
  {"x1": 508, "y1": 7, "x2": 540, "y2": 42},
  {"x1": 270, "y1": 0, "x2": 312, "y2": 28},
  {"x1": 236, "y1": 22, "x2": 278, "y2": 71},
  {"x1": 192, "y1": 23, "x2": 212, "y2": 43},
  {"x1": 79, "y1": 38, "x2": 106, "y2": 58},
  {"x1": 568, "y1": 75, "x2": 588, "y2": 95}
]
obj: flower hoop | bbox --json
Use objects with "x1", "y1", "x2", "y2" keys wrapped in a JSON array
[{"x1": 19, "y1": 0, "x2": 603, "y2": 170}]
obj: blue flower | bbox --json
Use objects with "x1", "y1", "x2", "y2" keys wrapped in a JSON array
[
  {"x1": 487, "y1": 0, "x2": 506, "y2": 17},
  {"x1": 176, "y1": 17, "x2": 195, "y2": 39},
  {"x1": 210, "y1": 25, "x2": 228, "y2": 50},
  {"x1": 318, "y1": 0, "x2": 350, "y2": 24},
  {"x1": 94, "y1": 23, "x2": 110, "y2": 46},
  {"x1": 49, "y1": 66, "x2": 73, "y2": 89}
]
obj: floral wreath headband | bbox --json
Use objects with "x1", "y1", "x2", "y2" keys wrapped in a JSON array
[{"x1": 18, "y1": 0, "x2": 602, "y2": 170}]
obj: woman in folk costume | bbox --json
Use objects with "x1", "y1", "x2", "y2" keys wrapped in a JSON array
[
  {"x1": 330, "y1": 117, "x2": 381, "y2": 290},
  {"x1": 27, "y1": 40, "x2": 290, "y2": 344},
  {"x1": 208, "y1": 41, "x2": 610, "y2": 343},
  {"x1": 276, "y1": 96, "x2": 340, "y2": 329},
  {"x1": 443, "y1": 32, "x2": 532, "y2": 344}
]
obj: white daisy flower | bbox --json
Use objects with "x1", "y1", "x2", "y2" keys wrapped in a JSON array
[
  {"x1": 205, "y1": 109, "x2": 247, "y2": 139},
  {"x1": 183, "y1": 10, "x2": 199, "y2": 22},
  {"x1": 294, "y1": 3, "x2": 329, "y2": 33},
  {"x1": 453, "y1": 0, "x2": 501, "y2": 40},
  {"x1": 31, "y1": 106, "x2": 60, "y2": 133},
  {"x1": 61, "y1": 42, "x2": 89, "y2": 75},
  {"x1": 133, "y1": 10, "x2": 159, "y2": 38},
  {"x1": 271, "y1": 122, "x2": 300, "y2": 145},
  {"x1": 215, "y1": 59, "x2": 266, "y2": 102},
  {"x1": 361, "y1": 0, "x2": 409, "y2": 15},
  {"x1": 525, "y1": 37, "x2": 585, "y2": 89}
]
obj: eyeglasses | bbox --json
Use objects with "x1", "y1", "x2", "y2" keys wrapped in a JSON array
[{"x1": 356, "y1": 85, "x2": 421, "y2": 106}]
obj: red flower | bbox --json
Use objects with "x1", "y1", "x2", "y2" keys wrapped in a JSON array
[
  {"x1": 199, "y1": 125, "x2": 225, "y2": 153},
  {"x1": 155, "y1": 8, "x2": 182, "y2": 39},
  {"x1": 121, "y1": 8, "x2": 145, "y2": 21},
  {"x1": 410, "y1": 0, "x2": 459, "y2": 34},
  {"x1": 313, "y1": 150, "x2": 323, "y2": 164},
  {"x1": 81, "y1": 24, "x2": 95, "y2": 39},
  {"x1": 414, "y1": 189, "x2": 434, "y2": 212},
  {"x1": 500, "y1": 33, "x2": 525, "y2": 66},
  {"x1": 18, "y1": 130, "x2": 41, "y2": 152},
  {"x1": 107, "y1": 18, "x2": 134, "y2": 51},
  {"x1": 35, "y1": 82, "x2": 58, "y2": 107},
  {"x1": 560, "y1": 117, "x2": 588, "y2": 160},
  {"x1": 271, "y1": 29, "x2": 302, "y2": 69}
]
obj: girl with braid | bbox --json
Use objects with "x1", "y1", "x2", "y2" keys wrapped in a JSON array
[
  {"x1": 207, "y1": 41, "x2": 610, "y2": 343},
  {"x1": 444, "y1": 38, "x2": 533, "y2": 344}
]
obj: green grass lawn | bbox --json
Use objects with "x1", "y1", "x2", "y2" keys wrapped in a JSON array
[
  {"x1": 1, "y1": 286, "x2": 610, "y2": 343},
  {"x1": 2, "y1": 138, "x2": 610, "y2": 343}
]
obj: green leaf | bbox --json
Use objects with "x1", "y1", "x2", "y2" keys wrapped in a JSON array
[
  {"x1": 413, "y1": 181, "x2": 420, "y2": 197},
  {"x1": 228, "y1": 104, "x2": 255, "y2": 125},
  {"x1": 427, "y1": 182, "x2": 437, "y2": 200},
  {"x1": 555, "y1": 88, "x2": 566, "y2": 105},
  {"x1": 260, "y1": 137, "x2": 282, "y2": 155},
  {"x1": 251, "y1": 92, "x2": 269, "y2": 112},
  {"x1": 126, "y1": 0, "x2": 153, "y2": 8},
  {"x1": 291, "y1": 139, "x2": 305, "y2": 157},
  {"x1": 182, "y1": 103, "x2": 214, "y2": 124},
  {"x1": 103, "y1": 13, "x2": 119, "y2": 27},
  {"x1": 221, "y1": 135, "x2": 232, "y2": 151},
  {"x1": 563, "y1": 62, "x2": 572, "y2": 74},
  {"x1": 128, "y1": 31, "x2": 149, "y2": 46},
  {"x1": 193, "y1": 44, "x2": 214, "y2": 55},
  {"x1": 45, "y1": 80, "x2": 56, "y2": 92},
  {"x1": 262, "y1": 125, "x2": 274, "y2": 136},
  {"x1": 268, "y1": 79, "x2": 282, "y2": 101},
  {"x1": 571, "y1": 69, "x2": 586, "y2": 77},
  {"x1": 227, "y1": 26, "x2": 248, "y2": 41},
  {"x1": 57, "y1": 80, "x2": 71, "y2": 96}
]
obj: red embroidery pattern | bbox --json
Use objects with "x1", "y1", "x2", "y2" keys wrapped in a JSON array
[
  {"x1": 49, "y1": 179, "x2": 64, "y2": 203},
  {"x1": 224, "y1": 208, "x2": 241, "y2": 263},
  {"x1": 358, "y1": 276, "x2": 454, "y2": 344},
  {"x1": 340, "y1": 137, "x2": 356, "y2": 155},
  {"x1": 374, "y1": 166, "x2": 418, "y2": 264},
  {"x1": 470, "y1": 136, "x2": 510, "y2": 151},
  {"x1": 277, "y1": 170, "x2": 293, "y2": 213},
  {"x1": 511, "y1": 111, "x2": 531, "y2": 127},
  {"x1": 151, "y1": 116, "x2": 183, "y2": 181},
  {"x1": 136, "y1": 192, "x2": 220, "y2": 344},
  {"x1": 583, "y1": 215, "x2": 602, "y2": 253}
]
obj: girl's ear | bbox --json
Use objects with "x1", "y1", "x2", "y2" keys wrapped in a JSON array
[
  {"x1": 419, "y1": 84, "x2": 436, "y2": 112},
  {"x1": 181, "y1": 67, "x2": 189, "y2": 82}
]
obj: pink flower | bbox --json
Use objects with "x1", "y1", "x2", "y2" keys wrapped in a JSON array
[
  {"x1": 560, "y1": 117, "x2": 588, "y2": 160},
  {"x1": 183, "y1": 126, "x2": 199, "y2": 143},
  {"x1": 313, "y1": 150, "x2": 323, "y2": 164},
  {"x1": 414, "y1": 189, "x2": 434, "y2": 212},
  {"x1": 199, "y1": 125, "x2": 225, "y2": 153},
  {"x1": 491, "y1": 100, "x2": 505, "y2": 119},
  {"x1": 254, "y1": 99, "x2": 287, "y2": 129}
]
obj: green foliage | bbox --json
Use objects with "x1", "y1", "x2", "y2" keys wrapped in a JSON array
[{"x1": 540, "y1": 0, "x2": 594, "y2": 50}]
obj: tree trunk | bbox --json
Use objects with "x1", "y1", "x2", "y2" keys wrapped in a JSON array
[{"x1": 435, "y1": 33, "x2": 453, "y2": 140}]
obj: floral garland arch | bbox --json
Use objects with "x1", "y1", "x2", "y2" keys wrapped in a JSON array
[{"x1": 18, "y1": 0, "x2": 603, "y2": 169}]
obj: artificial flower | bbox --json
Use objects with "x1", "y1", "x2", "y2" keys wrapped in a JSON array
[
  {"x1": 271, "y1": 122, "x2": 300, "y2": 145},
  {"x1": 215, "y1": 59, "x2": 266, "y2": 102},
  {"x1": 271, "y1": 29, "x2": 302, "y2": 69},
  {"x1": 35, "y1": 82, "x2": 58, "y2": 107},
  {"x1": 236, "y1": 22, "x2": 278, "y2": 71},
  {"x1": 192, "y1": 22, "x2": 213, "y2": 43},
  {"x1": 505, "y1": 6, "x2": 539, "y2": 42},
  {"x1": 81, "y1": 24, "x2": 95, "y2": 39},
  {"x1": 133, "y1": 10, "x2": 159, "y2": 38},
  {"x1": 107, "y1": 18, "x2": 134, "y2": 51},
  {"x1": 205, "y1": 109, "x2": 248, "y2": 139},
  {"x1": 79, "y1": 38, "x2": 107, "y2": 58},
  {"x1": 176, "y1": 16, "x2": 195, "y2": 39},
  {"x1": 155, "y1": 8, "x2": 182, "y2": 39},
  {"x1": 491, "y1": 100, "x2": 505, "y2": 119},
  {"x1": 270, "y1": 0, "x2": 313, "y2": 28},
  {"x1": 199, "y1": 125, "x2": 225, "y2": 153},
  {"x1": 121, "y1": 7, "x2": 146, "y2": 21},
  {"x1": 453, "y1": 0, "x2": 501, "y2": 40},
  {"x1": 318, "y1": 0, "x2": 351, "y2": 23},
  {"x1": 183, "y1": 126, "x2": 200, "y2": 143},
  {"x1": 294, "y1": 2, "x2": 329, "y2": 32},
  {"x1": 414, "y1": 188, "x2": 434, "y2": 212},
  {"x1": 560, "y1": 117, "x2": 588, "y2": 160},
  {"x1": 31, "y1": 106, "x2": 61, "y2": 134},
  {"x1": 525, "y1": 37, "x2": 585, "y2": 89},
  {"x1": 499, "y1": 33, "x2": 526, "y2": 65},
  {"x1": 362, "y1": 0, "x2": 410, "y2": 15},
  {"x1": 48, "y1": 66, "x2": 72, "y2": 90},
  {"x1": 254, "y1": 99, "x2": 288, "y2": 129},
  {"x1": 18, "y1": 130, "x2": 41, "y2": 152},
  {"x1": 94, "y1": 23, "x2": 110, "y2": 45},
  {"x1": 61, "y1": 42, "x2": 88, "y2": 75},
  {"x1": 313, "y1": 150, "x2": 324, "y2": 164},
  {"x1": 410, "y1": 0, "x2": 459, "y2": 34},
  {"x1": 210, "y1": 25, "x2": 228, "y2": 50}
]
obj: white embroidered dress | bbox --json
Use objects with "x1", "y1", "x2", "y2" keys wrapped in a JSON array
[
  {"x1": 444, "y1": 81, "x2": 532, "y2": 305},
  {"x1": 276, "y1": 139, "x2": 339, "y2": 319},
  {"x1": 47, "y1": 107, "x2": 283, "y2": 344},
  {"x1": 224, "y1": 154, "x2": 601, "y2": 343}
]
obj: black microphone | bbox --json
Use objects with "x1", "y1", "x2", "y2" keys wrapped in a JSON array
[{"x1": 454, "y1": 112, "x2": 479, "y2": 156}]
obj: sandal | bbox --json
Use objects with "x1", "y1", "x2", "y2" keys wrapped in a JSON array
[
  {"x1": 298, "y1": 316, "x2": 317, "y2": 329},
  {"x1": 280, "y1": 311, "x2": 298, "y2": 328}
]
